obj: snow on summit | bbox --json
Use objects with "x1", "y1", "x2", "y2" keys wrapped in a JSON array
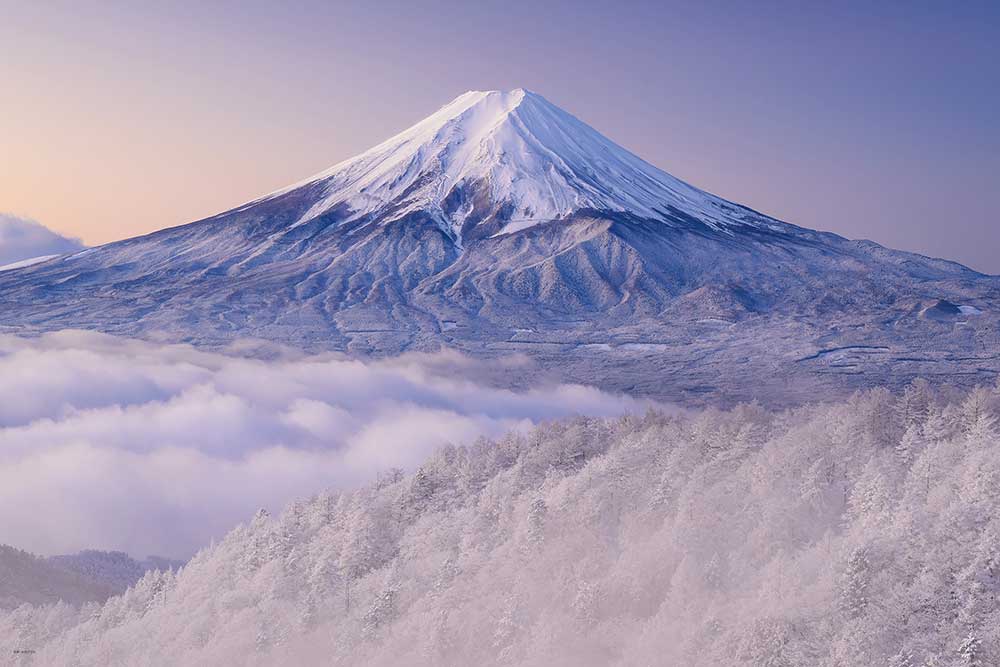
[
  {"x1": 0, "y1": 89, "x2": 994, "y2": 405},
  {"x1": 271, "y1": 89, "x2": 746, "y2": 241}
]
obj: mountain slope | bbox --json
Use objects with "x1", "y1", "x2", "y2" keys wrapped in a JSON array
[
  {"x1": 0, "y1": 545, "x2": 184, "y2": 610},
  {"x1": 47, "y1": 551, "x2": 186, "y2": 592},
  {"x1": 255, "y1": 89, "x2": 759, "y2": 241},
  {"x1": 0, "y1": 545, "x2": 117, "y2": 609},
  {"x1": 0, "y1": 90, "x2": 996, "y2": 404},
  {"x1": 5, "y1": 387, "x2": 1000, "y2": 665}
]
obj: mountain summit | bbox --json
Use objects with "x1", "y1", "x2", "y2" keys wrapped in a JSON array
[
  {"x1": 0, "y1": 90, "x2": 996, "y2": 404},
  {"x1": 257, "y1": 89, "x2": 749, "y2": 243}
]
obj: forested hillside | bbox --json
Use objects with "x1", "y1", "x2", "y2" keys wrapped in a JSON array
[
  {"x1": 4, "y1": 381, "x2": 999, "y2": 666},
  {"x1": 0, "y1": 547, "x2": 117, "y2": 610},
  {"x1": 46, "y1": 551, "x2": 186, "y2": 592}
]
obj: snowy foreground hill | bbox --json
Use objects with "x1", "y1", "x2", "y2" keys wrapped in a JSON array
[
  {"x1": 0, "y1": 90, "x2": 996, "y2": 404},
  {"x1": 5, "y1": 382, "x2": 999, "y2": 665}
]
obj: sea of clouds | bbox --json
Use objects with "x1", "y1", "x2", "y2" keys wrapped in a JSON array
[{"x1": 0, "y1": 331, "x2": 650, "y2": 559}]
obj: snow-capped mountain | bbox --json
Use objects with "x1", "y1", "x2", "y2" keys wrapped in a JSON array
[
  {"x1": 255, "y1": 89, "x2": 754, "y2": 241},
  {"x1": 0, "y1": 90, "x2": 996, "y2": 404}
]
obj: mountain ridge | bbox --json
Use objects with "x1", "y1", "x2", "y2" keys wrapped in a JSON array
[{"x1": 0, "y1": 89, "x2": 996, "y2": 404}]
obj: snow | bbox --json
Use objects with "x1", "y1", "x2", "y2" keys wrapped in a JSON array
[
  {"x1": 0, "y1": 544, "x2": 117, "y2": 609},
  {"x1": 959, "y1": 305, "x2": 983, "y2": 315},
  {"x1": 0, "y1": 90, "x2": 994, "y2": 406},
  {"x1": 0, "y1": 254, "x2": 59, "y2": 272},
  {"x1": 264, "y1": 89, "x2": 750, "y2": 242},
  {"x1": 7, "y1": 386, "x2": 1000, "y2": 664},
  {"x1": 620, "y1": 342, "x2": 673, "y2": 351}
]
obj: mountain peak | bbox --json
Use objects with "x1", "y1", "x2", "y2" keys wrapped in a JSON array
[
  {"x1": 451, "y1": 88, "x2": 537, "y2": 106},
  {"x1": 264, "y1": 89, "x2": 761, "y2": 242},
  {"x1": 0, "y1": 93, "x2": 993, "y2": 405},
  {"x1": 454, "y1": 87, "x2": 531, "y2": 101}
]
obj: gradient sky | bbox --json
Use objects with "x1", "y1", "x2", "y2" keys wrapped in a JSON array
[{"x1": 2, "y1": 1, "x2": 998, "y2": 272}]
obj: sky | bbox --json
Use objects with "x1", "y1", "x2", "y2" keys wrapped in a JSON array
[{"x1": 1, "y1": 1, "x2": 998, "y2": 272}]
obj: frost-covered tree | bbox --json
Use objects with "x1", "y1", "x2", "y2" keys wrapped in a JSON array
[
  {"x1": 958, "y1": 631, "x2": 982, "y2": 667},
  {"x1": 887, "y1": 648, "x2": 914, "y2": 667},
  {"x1": 2, "y1": 386, "x2": 1000, "y2": 666},
  {"x1": 840, "y1": 546, "x2": 872, "y2": 620}
]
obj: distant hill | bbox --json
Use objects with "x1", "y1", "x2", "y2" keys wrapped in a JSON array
[
  {"x1": 48, "y1": 550, "x2": 185, "y2": 592},
  {"x1": 0, "y1": 545, "x2": 184, "y2": 610},
  {"x1": 0, "y1": 545, "x2": 116, "y2": 609}
]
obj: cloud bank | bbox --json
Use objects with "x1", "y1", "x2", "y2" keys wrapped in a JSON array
[
  {"x1": 0, "y1": 213, "x2": 84, "y2": 267},
  {"x1": 0, "y1": 332, "x2": 650, "y2": 559}
]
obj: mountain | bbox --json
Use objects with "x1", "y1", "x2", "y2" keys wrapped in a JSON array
[
  {"x1": 6, "y1": 387, "x2": 1000, "y2": 664},
  {"x1": 0, "y1": 545, "x2": 184, "y2": 610},
  {"x1": 47, "y1": 550, "x2": 186, "y2": 592},
  {"x1": 258, "y1": 89, "x2": 763, "y2": 242},
  {"x1": 0, "y1": 544, "x2": 117, "y2": 609},
  {"x1": 0, "y1": 89, "x2": 996, "y2": 404}
]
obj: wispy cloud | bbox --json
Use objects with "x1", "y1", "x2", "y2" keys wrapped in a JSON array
[{"x1": 0, "y1": 214, "x2": 83, "y2": 266}]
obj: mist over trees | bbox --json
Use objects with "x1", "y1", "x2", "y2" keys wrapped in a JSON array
[
  {"x1": 3, "y1": 381, "x2": 1000, "y2": 666},
  {"x1": 0, "y1": 547, "x2": 118, "y2": 610}
]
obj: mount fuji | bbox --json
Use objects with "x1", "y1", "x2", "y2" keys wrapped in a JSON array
[{"x1": 2, "y1": 89, "x2": 997, "y2": 404}]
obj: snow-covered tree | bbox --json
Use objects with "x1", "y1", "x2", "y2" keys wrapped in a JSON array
[
  {"x1": 958, "y1": 631, "x2": 982, "y2": 667},
  {"x1": 2, "y1": 386, "x2": 999, "y2": 666}
]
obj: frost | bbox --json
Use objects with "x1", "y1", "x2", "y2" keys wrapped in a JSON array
[{"x1": 4, "y1": 381, "x2": 1000, "y2": 665}]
